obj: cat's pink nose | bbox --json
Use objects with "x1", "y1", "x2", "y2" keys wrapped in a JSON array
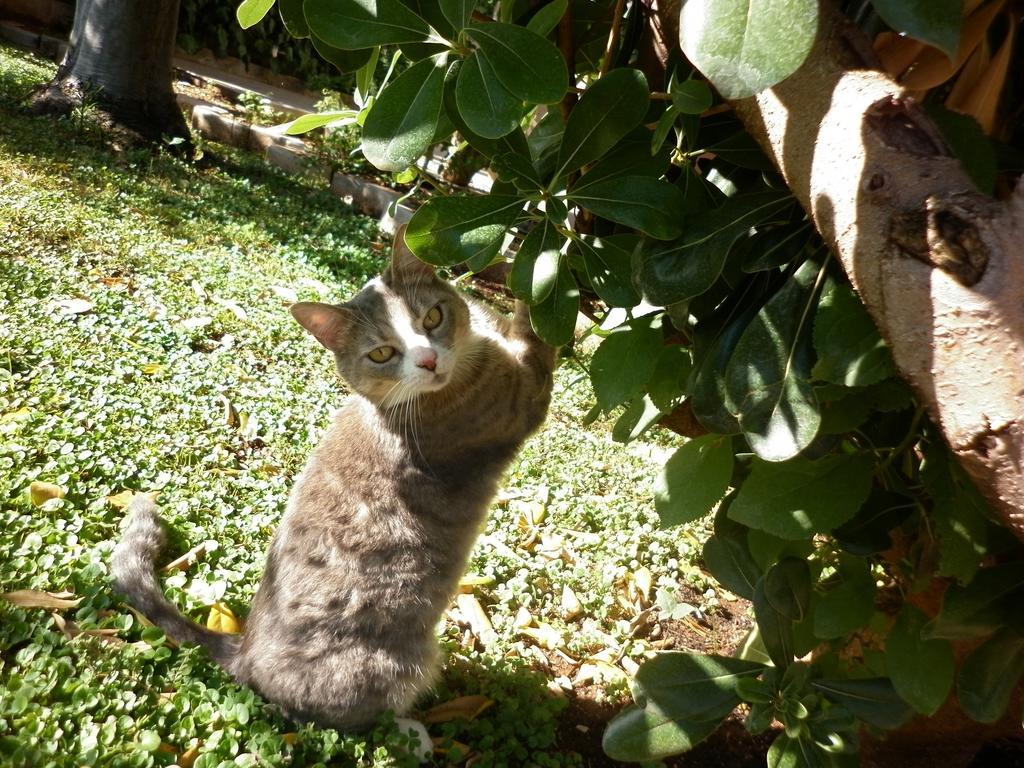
[{"x1": 414, "y1": 350, "x2": 437, "y2": 371}]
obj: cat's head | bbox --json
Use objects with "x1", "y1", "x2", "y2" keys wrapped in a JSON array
[{"x1": 290, "y1": 230, "x2": 471, "y2": 407}]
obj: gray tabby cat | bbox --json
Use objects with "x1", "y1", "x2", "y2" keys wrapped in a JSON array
[{"x1": 111, "y1": 231, "x2": 556, "y2": 730}]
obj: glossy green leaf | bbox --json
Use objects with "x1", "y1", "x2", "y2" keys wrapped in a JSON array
[
  {"x1": 703, "y1": 534, "x2": 760, "y2": 600},
  {"x1": 648, "y1": 344, "x2": 691, "y2": 412},
  {"x1": 957, "y1": 628, "x2": 1024, "y2": 723},
  {"x1": 442, "y1": 61, "x2": 533, "y2": 162},
  {"x1": 304, "y1": 0, "x2": 430, "y2": 49},
  {"x1": 832, "y1": 488, "x2": 912, "y2": 556},
  {"x1": 811, "y1": 678, "x2": 913, "y2": 730},
  {"x1": 613, "y1": 395, "x2": 664, "y2": 444},
  {"x1": 672, "y1": 79, "x2": 713, "y2": 114},
  {"x1": 237, "y1": 0, "x2": 275, "y2": 29},
  {"x1": 590, "y1": 315, "x2": 664, "y2": 411},
  {"x1": 467, "y1": 22, "x2": 567, "y2": 104},
  {"x1": 573, "y1": 234, "x2": 641, "y2": 308},
  {"x1": 741, "y1": 225, "x2": 812, "y2": 273},
  {"x1": 638, "y1": 190, "x2": 791, "y2": 305},
  {"x1": 655, "y1": 435, "x2": 734, "y2": 528},
  {"x1": 689, "y1": 303, "x2": 760, "y2": 435},
  {"x1": 753, "y1": 574, "x2": 795, "y2": 668},
  {"x1": 652, "y1": 106, "x2": 679, "y2": 154},
  {"x1": 439, "y1": 0, "x2": 474, "y2": 30},
  {"x1": 529, "y1": 257, "x2": 579, "y2": 345},
  {"x1": 679, "y1": 0, "x2": 818, "y2": 99},
  {"x1": 724, "y1": 259, "x2": 822, "y2": 461},
  {"x1": 634, "y1": 652, "x2": 765, "y2": 717},
  {"x1": 764, "y1": 558, "x2": 811, "y2": 622},
  {"x1": 278, "y1": 0, "x2": 308, "y2": 36},
  {"x1": 926, "y1": 105, "x2": 997, "y2": 195},
  {"x1": 729, "y1": 454, "x2": 874, "y2": 540},
  {"x1": 568, "y1": 176, "x2": 685, "y2": 240},
  {"x1": 509, "y1": 219, "x2": 562, "y2": 303},
  {"x1": 812, "y1": 279, "x2": 895, "y2": 387},
  {"x1": 554, "y1": 68, "x2": 650, "y2": 179},
  {"x1": 284, "y1": 110, "x2": 359, "y2": 135},
  {"x1": 362, "y1": 56, "x2": 446, "y2": 171},
  {"x1": 311, "y1": 33, "x2": 375, "y2": 72},
  {"x1": 871, "y1": 0, "x2": 962, "y2": 58},
  {"x1": 767, "y1": 734, "x2": 828, "y2": 768},
  {"x1": 456, "y1": 52, "x2": 523, "y2": 139},
  {"x1": 603, "y1": 705, "x2": 722, "y2": 762},
  {"x1": 527, "y1": 0, "x2": 567, "y2": 36},
  {"x1": 886, "y1": 605, "x2": 955, "y2": 716},
  {"x1": 406, "y1": 194, "x2": 523, "y2": 266},
  {"x1": 812, "y1": 572, "x2": 875, "y2": 639},
  {"x1": 924, "y1": 562, "x2": 1024, "y2": 640}
]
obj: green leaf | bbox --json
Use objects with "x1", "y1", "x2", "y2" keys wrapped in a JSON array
[
  {"x1": 638, "y1": 190, "x2": 792, "y2": 305},
  {"x1": 442, "y1": 61, "x2": 533, "y2": 161},
  {"x1": 741, "y1": 225, "x2": 812, "y2": 273},
  {"x1": 467, "y1": 22, "x2": 567, "y2": 104},
  {"x1": 439, "y1": 0, "x2": 474, "y2": 30},
  {"x1": 613, "y1": 395, "x2": 664, "y2": 443},
  {"x1": 753, "y1": 574, "x2": 795, "y2": 668},
  {"x1": 284, "y1": 110, "x2": 359, "y2": 135},
  {"x1": 362, "y1": 56, "x2": 446, "y2": 171},
  {"x1": 957, "y1": 628, "x2": 1024, "y2": 724},
  {"x1": 529, "y1": 257, "x2": 579, "y2": 345},
  {"x1": 724, "y1": 259, "x2": 823, "y2": 461},
  {"x1": 406, "y1": 194, "x2": 523, "y2": 266},
  {"x1": 648, "y1": 344, "x2": 691, "y2": 412},
  {"x1": 655, "y1": 435, "x2": 734, "y2": 528},
  {"x1": 672, "y1": 79, "x2": 713, "y2": 114},
  {"x1": 763, "y1": 558, "x2": 811, "y2": 622},
  {"x1": 924, "y1": 561, "x2": 1024, "y2": 640},
  {"x1": 456, "y1": 52, "x2": 523, "y2": 139},
  {"x1": 604, "y1": 651, "x2": 764, "y2": 759},
  {"x1": 568, "y1": 176, "x2": 685, "y2": 240},
  {"x1": 509, "y1": 219, "x2": 562, "y2": 303},
  {"x1": 603, "y1": 705, "x2": 722, "y2": 762},
  {"x1": 831, "y1": 488, "x2": 912, "y2": 556},
  {"x1": 305, "y1": 0, "x2": 430, "y2": 48},
  {"x1": 729, "y1": 454, "x2": 874, "y2": 540},
  {"x1": 703, "y1": 534, "x2": 760, "y2": 600},
  {"x1": 554, "y1": 68, "x2": 650, "y2": 179},
  {"x1": 526, "y1": 0, "x2": 567, "y2": 36},
  {"x1": 634, "y1": 652, "x2": 765, "y2": 717},
  {"x1": 652, "y1": 106, "x2": 679, "y2": 155},
  {"x1": 812, "y1": 279, "x2": 895, "y2": 387},
  {"x1": 590, "y1": 315, "x2": 664, "y2": 411},
  {"x1": 237, "y1": 0, "x2": 275, "y2": 29},
  {"x1": 871, "y1": 0, "x2": 962, "y2": 58},
  {"x1": 885, "y1": 605, "x2": 955, "y2": 716},
  {"x1": 311, "y1": 33, "x2": 375, "y2": 72},
  {"x1": 278, "y1": 0, "x2": 308, "y2": 36},
  {"x1": 136, "y1": 730, "x2": 162, "y2": 752},
  {"x1": 767, "y1": 734, "x2": 828, "y2": 768},
  {"x1": 926, "y1": 105, "x2": 997, "y2": 195},
  {"x1": 812, "y1": 571, "x2": 875, "y2": 639},
  {"x1": 811, "y1": 678, "x2": 913, "y2": 730},
  {"x1": 573, "y1": 234, "x2": 641, "y2": 308},
  {"x1": 679, "y1": 0, "x2": 818, "y2": 99}
]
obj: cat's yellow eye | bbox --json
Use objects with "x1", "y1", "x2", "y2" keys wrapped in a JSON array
[
  {"x1": 368, "y1": 346, "x2": 395, "y2": 363},
  {"x1": 423, "y1": 305, "x2": 443, "y2": 331}
]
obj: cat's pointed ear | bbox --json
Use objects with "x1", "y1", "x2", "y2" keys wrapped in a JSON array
[
  {"x1": 387, "y1": 224, "x2": 434, "y2": 283},
  {"x1": 290, "y1": 302, "x2": 351, "y2": 351}
]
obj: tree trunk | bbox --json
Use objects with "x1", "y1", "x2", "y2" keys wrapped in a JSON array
[
  {"x1": 29, "y1": 0, "x2": 189, "y2": 145},
  {"x1": 725, "y1": 2, "x2": 1024, "y2": 540}
]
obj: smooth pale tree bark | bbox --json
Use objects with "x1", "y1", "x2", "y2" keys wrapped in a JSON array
[
  {"x1": 30, "y1": 0, "x2": 189, "y2": 144},
  {"x1": 725, "y1": 4, "x2": 1024, "y2": 539}
]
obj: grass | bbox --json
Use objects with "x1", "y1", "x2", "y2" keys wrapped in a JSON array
[{"x1": 0, "y1": 45, "x2": 719, "y2": 767}]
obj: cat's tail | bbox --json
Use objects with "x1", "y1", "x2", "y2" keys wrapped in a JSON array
[{"x1": 111, "y1": 496, "x2": 240, "y2": 669}]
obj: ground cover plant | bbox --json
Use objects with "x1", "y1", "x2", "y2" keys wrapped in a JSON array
[
  {"x1": 247, "y1": 1, "x2": 1024, "y2": 765},
  {"x1": 0, "y1": 44, "x2": 729, "y2": 767}
]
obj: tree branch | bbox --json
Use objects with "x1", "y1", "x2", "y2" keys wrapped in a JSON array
[{"x1": 729, "y1": 1, "x2": 1024, "y2": 539}]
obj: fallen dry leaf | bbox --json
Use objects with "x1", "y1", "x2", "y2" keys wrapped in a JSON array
[
  {"x1": 520, "y1": 622, "x2": 563, "y2": 650},
  {"x1": 561, "y1": 585, "x2": 582, "y2": 621},
  {"x1": 1, "y1": 589, "x2": 82, "y2": 610},
  {"x1": 457, "y1": 574, "x2": 495, "y2": 593},
  {"x1": 512, "y1": 605, "x2": 533, "y2": 629},
  {"x1": 162, "y1": 540, "x2": 218, "y2": 573},
  {"x1": 455, "y1": 594, "x2": 497, "y2": 647},
  {"x1": 271, "y1": 285, "x2": 298, "y2": 303},
  {"x1": 54, "y1": 298, "x2": 94, "y2": 315},
  {"x1": 30, "y1": 480, "x2": 66, "y2": 506},
  {"x1": 206, "y1": 602, "x2": 241, "y2": 634},
  {"x1": 422, "y1": 694, "x2": 494, "y2": 724}
]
